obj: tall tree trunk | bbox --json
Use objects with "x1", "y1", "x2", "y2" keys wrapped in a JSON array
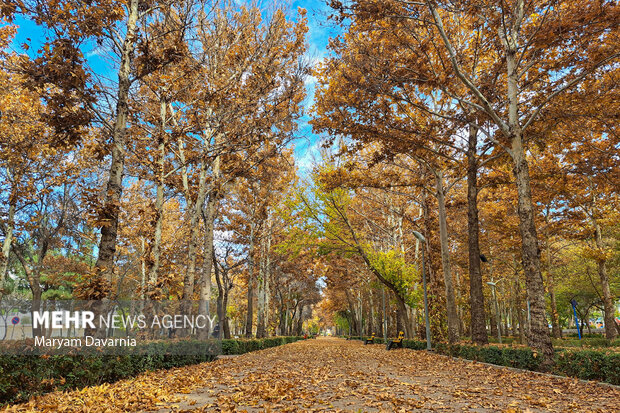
[
  {"x1": 511, "y1": 142, "x2": 553, "y2": 365},
  {"x1": 488, "y1": 300, "x2": 498, "y2": 338},
  {"x1": 256, "y1": 235, "x2": 267, "y2": 338},
  {"x1": 0, "y1": 184, "x2": 15, "y2": 297},
  {"x1": 594, "y1": 219, "x2": 617, "y2": 339},
  {"x1": 245, "y1": 223, "x2": 255, "y2": 337},
  {"x1": 147, "y1": 96, "x2": 167, "y2": 295},
  {"x1": 198, "y1": 152, "x2": 220, "y2": 335},
  {"x1": 14, "y1": 252, "x2": 43, "y2": 336},
  {"x1": 547, "y1": 258, "x2": 561, "y2": 339},
  {"x1": 505, "y1": 35, "x2": 553, "y2": 366},
  {"x1": 467, "y1": 125, "x2": 488, "y2": 345},
  {"x1": 222, "y1": 283, "x2": 231, "y2": 339},
  {"x1": 215, "y1": 277, "x2": 224, "y2": 337},
  {"x1": 182, "y1": 157, "x2": 208, "y2": 305},
  {"x1": 295, "y1": 305, "x2": 304, "y2": 335},
  {"x1": 345, "y1": 290, "x2": 358, "y2": 336},
  {"x1": 213, "y1": 255, "x2": 224, "y2": 338},
  {"x1": 544, "y1": 211, "x2": 561, "y2": 339},
  {"x1": 278, "y1": 295, "x2": 286, "y2": 336},
  {"x1": 435, "y1": 170, "x2": 459, "y2": 344},
  {"x1": 94, "y1": 0, "x2": 140, "y2": 290},
  {"x1": 264, "y1": 233, "x2": 271, "y2": 335},
  {"x1": 140, "y1": 237, "x2": 146, "y2": 300},
  {"x1": 258, "y1": 218, "x2": 272, "y2": 337}
]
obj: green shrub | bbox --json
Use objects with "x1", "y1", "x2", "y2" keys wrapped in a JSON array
[
  {"x1": 0, "y1": 336, "x2": 301, "y2": 406},
  {"x1": 554, "y1": 350, "x2": 620, "y2": 385},
  {"x1": 553, "y1": 337, "x2": 620, "y2": 348},
  {"x1": 564, "y1": 332, "x2": 604, "y2": 339},
  {"x1": 221, "y1": 339, "x2": 241, "y2": 355},
  {"x1": 402, "y1": 340, "x2": 427, "y2": 350},
  {"x1": 424, "y1": 342, "x2": 616, "y2": 385}
]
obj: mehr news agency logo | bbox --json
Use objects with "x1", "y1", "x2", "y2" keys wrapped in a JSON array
[{"x1": 32, "y1": 310, "x2": 217, "y2": 349}]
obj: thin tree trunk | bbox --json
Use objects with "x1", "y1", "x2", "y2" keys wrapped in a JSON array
[
  {"x1": 467, "y1": 125, "x2": 487, "y2": 345},
  {"x1": 147, "y1": 96, "x2": 167, "y2": 295},
  {"x1": 213, "y1": 254, "x2": 224, "y2": 338},
  {"x1": 245, "y1": 222, "x2": 255, "y2": 337},
  {"x1": 264, "y1": 229, "x2": 271, "y2": 335},
  {"x1": 94, "y1": 0, "x2": 140, "y2": 289},
  {"x1": 594, "y1": 219, "x2": 617, "y2": 339},
  {"x1": 547, "y1": 265, "x2": 561, "y2": 339},
  {"x1": 0, "y1": 185, "x2": 15, "y2": 297},
  {"x1": 435, "y1": 170, "x2": 459, "y2": 344},
  {"x1": 278, "y1": 293, "x2": 286, "y2": 335},
  {"x1": 140, "y1": 237, "x2": 146, "y2": 300},
  {"x1": 256, "y1": 234, "x2": 267, "y2": 338},
  {"x1": 222, "y1": 283, "x2": 231, "y2": 339},
  {"x1": 345, "y1": 290, "x2": 358, "y2": 336},
  {"x1": 544, "y1": 211, "x2": 561, "y2": 339},
  {"x1": 182, "y1": 158, "x2": 207, "y2": 298},
  {"x1": 198, "y1": 151, "x2": 221, "y2": 335}
]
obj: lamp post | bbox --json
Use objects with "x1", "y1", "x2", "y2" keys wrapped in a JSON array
[
  {"x1": 412, "y1": 230, "x2": 431, "y2": 351},
  {"x1": 486, "y1": 278, "x2": 503, "y2": 344}
]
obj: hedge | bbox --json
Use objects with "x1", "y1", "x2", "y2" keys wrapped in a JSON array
[
  {"x1": 220, "y1": 336, "x2": 302, "y2": 355},
  {"x1": 555, "y1": 349, "x2": 620, "y2": 385},
  {"x1": 0, "y1": 336, "x2": 303, "y2": 405},
  {"x1": 398, "y1": 341, "x2": 619, "y2": 385},
  {"x1": 553, "y1": 337, "x2": 620, "y2": 348}
]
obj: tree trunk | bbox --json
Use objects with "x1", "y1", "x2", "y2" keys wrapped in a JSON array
[
  {"x1": 257, "y1": 216, "x2": 273, "y2": 338},
  {"x1": 488, "y1": 300, "x2": 498, "y2": 338},
  {"x1": 14, "y1": 252, "x2": 43, "y2": 336},
  {"x1": 94, "y1": 0, "x2": 140, "y2": 290},
  {"x1": 245, "y1": 223, "x2": 255, "y2": 337},
  {"x1": 511, "y1": 142, "x2": 553, "y2": 365},
  {"x1": 503, "y1": 32, "x2": 553, "y2": 365},
  {"x1": 222, "y1": 282, "x2": 231, "y2": 339},
  {"x1": 0, "y1": 186, "x2": 15, "y2": 297},
  {"x1": 345, "y1": 290, "x2": 358, "y2": 336},
  {"x1": 213, "y1": 253, "x2": 224, "y2": 338},
  {"x1": 435, "y1": 170, "x2": 459, "y2": 344},
  {"x1": 256, "y1": 236, "x2": 267, "y2": 338},
  {"x1": 198, "y1": 152, "x2": 220, "y2": 336},
  {"x1": 295, "y1": 305, "x2": 304, "y2": 335},
  {"x1": 544, "y1": 212, "x2": 561, "y2": 339},
  {"x1": 594, "y1": 220, "x2": 617, "y2": 339},
  {"x1": 547, "y1": 271, "x2": 561, "y2": 339},
  {"x1": 147, "y1": 96, "x2": 167, "y2": 295},
  {"x1": 278, "y1": 297, "x2": 286, "y2": 336},
  {"x1": 466, "y1": 125, "x2": 487, "y2": 345},
  {"x1": 182, "y1": 157, "x2": 208, "y2": 303}
]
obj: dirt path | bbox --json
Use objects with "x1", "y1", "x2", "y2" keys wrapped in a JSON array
[
  {"x1": 6, "y1": 337, "x2": 619, "y2": 412},
  {"x1": 163, "y1": 337, "x2": 618, "y2": 412}
]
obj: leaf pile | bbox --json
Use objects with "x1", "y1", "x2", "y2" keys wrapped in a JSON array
[{"x1": 5, "y1": 338, "x2": 620, "y2": 412}]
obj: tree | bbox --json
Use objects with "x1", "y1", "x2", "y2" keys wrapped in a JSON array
[{"x1": 319, "y1": 0, "x2": 619, "y2": 366}]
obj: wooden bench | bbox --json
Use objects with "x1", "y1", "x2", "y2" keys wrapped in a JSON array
[{"x1": 364, "y1": 333, "x2": 375, "y2": 345}]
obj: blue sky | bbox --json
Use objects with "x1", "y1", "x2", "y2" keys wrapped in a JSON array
[
  {"x1": 291, "y1": 0, "x2": 340, "y2": 176},
  {"x1": 8, "y1": 0, "x2": 340, "y2": 178}
]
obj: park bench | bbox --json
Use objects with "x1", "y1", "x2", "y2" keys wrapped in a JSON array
[
  {"x1": 363, "y1": 333, "x2": 375, "y2": 345},
  {"x1": 386, "y1": 331, "x2": 404, "y2": 350}
]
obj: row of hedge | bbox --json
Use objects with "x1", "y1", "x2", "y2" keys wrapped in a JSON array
[
  {"x1": 221, "y1": 336, "x2": 302, "y2": 354},
  {"x1": 553, "y1": 337, "x2": 620, "y2": 348},
  {"x1": 485, "y1": 335, "x2": 620, "y2": 348},
  {"x1": 0, "y1": 336, "x2": 303, "y2": 405},
  {"x1": 362, "y1": 338, "x2": 619, "y2": 385}
]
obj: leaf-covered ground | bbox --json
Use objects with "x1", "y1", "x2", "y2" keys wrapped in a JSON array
[{"x1": 5, "y1": 338, "x2": 619, "y2": 412}]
